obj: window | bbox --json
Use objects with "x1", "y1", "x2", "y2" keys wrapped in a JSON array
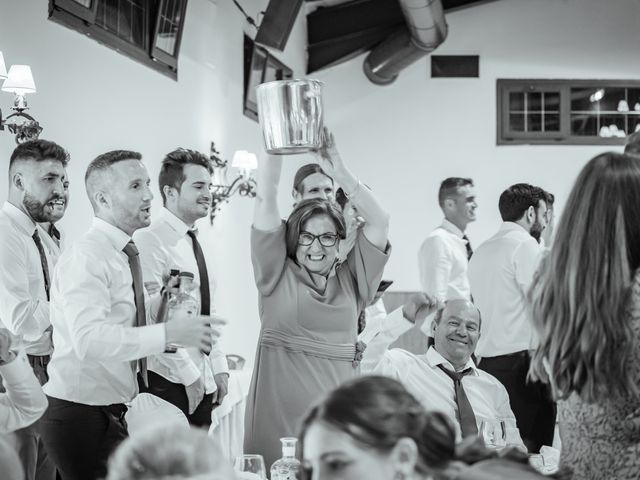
[
  {"x1": 497, "y1": 79, "x2": 640, "y2": 145},
  {"x1": 48, "y1": 0, "x2": 187, "y2": 79},
  {"x1": 243, "y1": 35, "x2": 293, "y2": 122}
]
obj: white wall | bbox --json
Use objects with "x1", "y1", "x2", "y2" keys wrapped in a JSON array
[
  {"x1": 311, "y1": 0, "x2": 640, "y2": 290},
  {"x1": 1, "y1": 0, "x2": 639, "y2": 365}
]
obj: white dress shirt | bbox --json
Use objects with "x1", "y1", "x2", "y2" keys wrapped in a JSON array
[
  {"x1": 37, "y1": 223, "x2": 64, "y2": 266},
  {"x1": 0, "y1": 202, "x2": 52, "y2": 355},
  {"x1": 44, "y1": 218, "x2": 166, "y2": 405},
  {"x1": 0, "y1": 353, "x2": 48, "y2": 433},
  {"x1": 358, "y1": 298, "x2": 387, "y2": 345},
  {"x1": 418, "y1": 219, "x2": 471, "y2": 302},
  {"x1": 467, "y1": 222, "x2": 543, "y2": 358},
  {"x1": 133, "y1": 208, "x2": 228, "y2": 394},
  {"x1": 361, "y1": 308, "x2": 524, "y2": 447}
]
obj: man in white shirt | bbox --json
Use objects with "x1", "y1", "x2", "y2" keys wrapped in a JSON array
[
  {"x1": 418, "y1": 178, "x2": 477, "y2": 337},
  {"x1": 0, "y1": 328, "x2": 47, "y2": 434},
  {"x1": 39, "y1": 150, "x2": 224, "y2": 480},
  {"x1": 134, "y1": 148, "x2": 229, "y2": 427},
  {"x1": 361, "y1": 295, "x2": 524, "y2": 448},
  {"x1": 0, "y1": 139, "x2": 69, "y2": 480},
  {"x1": 468, "y1": 183, "x2": 554, "y2": 453}
]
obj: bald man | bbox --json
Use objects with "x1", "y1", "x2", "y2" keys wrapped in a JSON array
[
  {"x1": 39, "y1": 150, "x2": 225, "y2": 480},
  {"x1": 362, "y1": 296, "x2": 524, "y2": 448}
]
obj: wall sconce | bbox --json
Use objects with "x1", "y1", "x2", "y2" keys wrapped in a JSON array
[
  {"x1": 209, "y1": 142, "x2": 257, "y2": 223},
  {"x1": 0, "y1": 53, "x2": 42, "y2": 144}
]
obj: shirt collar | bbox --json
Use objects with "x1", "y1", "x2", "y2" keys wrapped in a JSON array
[
  {"x1": 440, "y1": 219, "x2": 465, "y2": 239},
  {"x1": 160, "y1": 207, "x2": 192, "y2": 237},
  {"x1": 425, "y1": 346, "x2": 478, "y2": 375},
  {"x1": 92, "y1": 217, "x2": 133, "y2": 252},
  {"x1": 498, "y1": 221, "x2": 531, "y2": 236},
  {"x1": 2, "y1": 202, "x2": 37, "y2": 235}
]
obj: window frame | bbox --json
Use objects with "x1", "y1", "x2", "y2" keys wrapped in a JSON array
[
  {"x1": 48, "y1": 0, "x2": 186, "y2": 80},
  {"x1": 151, "y1": 0, "x2": 188, "y2": 70},
  {"x1": 497, "y1": 79, "x2": 640, "y2": 146}
]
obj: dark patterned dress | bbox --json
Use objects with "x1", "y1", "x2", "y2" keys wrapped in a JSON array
[{"x1": 557, "y1": 273, "x2": 640, "y2": 479}]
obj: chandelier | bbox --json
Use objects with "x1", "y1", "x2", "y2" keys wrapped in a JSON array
[
  {"x1": 209, "y1": 142, "x2": 257, "y2": 223},
  {"x1": 0, "y1": 53, "x2": 42, "y2": 144}
]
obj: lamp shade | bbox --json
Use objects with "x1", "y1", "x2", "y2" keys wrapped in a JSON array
[
  {"x1": 2, "y1": 65, "x2": 36, "y2": 94},
  {"x1": 0, "y1": 52, "x2": 7, "y2": 80},
  {"x1": 231, "y1": 150, "x2": 258, "y2": 170}
]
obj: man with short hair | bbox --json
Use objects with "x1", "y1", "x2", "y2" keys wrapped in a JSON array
[
  {"x1": 40, "y1": 150, "x2": 224, "y2": 480},
  {"x1": 37, "y1": 176, "x2": 69, "y2": 263},
  {"x1": 361, "y1": 295, "x2": 524, "y2": 447},
  {"x1": 468, "y1": 183, "x2": 553, "y2": 453},
  {"x1": 0, "y1": 139, "x2": 69, "y2": 480},
  {"x1": 624, "y1": 130, "x2": 640, "y2": 156},
  {"x1": 134, "y1": 148, "x2": 229, "y2": 427}
]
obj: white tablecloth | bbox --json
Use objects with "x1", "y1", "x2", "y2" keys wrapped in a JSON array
[{"x1": 209, "y1": 369, "x2": 252, "y2": 460}]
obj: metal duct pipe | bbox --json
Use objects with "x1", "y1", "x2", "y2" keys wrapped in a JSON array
[{"x1": 363, "y1": 0, "x2": 448, "y2": 85}]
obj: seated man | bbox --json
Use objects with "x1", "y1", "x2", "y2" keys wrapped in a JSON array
[{"x1": 361, "y1": 295, "x2": 524, "y2": 448}]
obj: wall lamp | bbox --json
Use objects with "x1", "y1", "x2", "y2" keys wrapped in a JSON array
[
  {"x1": 0, "y1": 52, "x2": 42, "y2": 144},
  {"x1": 209, "y1": 142, "x2": 257, "y2": 223}
]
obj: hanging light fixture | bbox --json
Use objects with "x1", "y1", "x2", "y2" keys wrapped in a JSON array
[
  {"x1": 0, "y1": 56, "x2": 43, "y2": 144},
  {"x1": 209, "y1": 142, "x2": 257, "y2": 223}
]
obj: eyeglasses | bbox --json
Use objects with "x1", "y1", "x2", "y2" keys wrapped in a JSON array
[{"x1": 298, "y1": 231, "x2": 339, "y2": 247}]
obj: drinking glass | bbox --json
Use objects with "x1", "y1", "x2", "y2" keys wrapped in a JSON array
[
  {"x1": 233, "y1": 454, "x2": 267, "y2": 480},
  {"x1": 479, "y1": 420, "x2": 507, "y2": 449}
]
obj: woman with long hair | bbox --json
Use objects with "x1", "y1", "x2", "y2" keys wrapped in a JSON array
[
  {"x1": 300, "y1": 376, "x2": 553, "y2": 480},
  {"x1": 244, "y1": 129, "x2": 390, "y2": 469},
  {"x1": 529, "y1": 152, "x2": 640, "y2": 479}
]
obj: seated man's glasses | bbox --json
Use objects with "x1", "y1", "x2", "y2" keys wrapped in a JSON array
[{"x1": 298, "y1": 231, "x2": 339, "y2": 247}]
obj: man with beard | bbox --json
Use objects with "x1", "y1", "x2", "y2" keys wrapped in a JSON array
[
  {"x1": 39, "y1": 150, "x2": 224, "y2": 480},
  {"x1": 37, "y1": 177, "x2": 69, "y2": 262},
  {"x1": 0, "y1": 139, "x2": 69, "y2": 480},
  {"x1": 467, "y1": 183, "x2": 553, "y2": 453},
  {"x1": 134, "y1": 148, "x2": 229, "y2": 427}
]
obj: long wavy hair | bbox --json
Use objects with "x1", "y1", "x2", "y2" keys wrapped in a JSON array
[{"x1": 529, "y1": 152, "x2": 640, "y2": 402}]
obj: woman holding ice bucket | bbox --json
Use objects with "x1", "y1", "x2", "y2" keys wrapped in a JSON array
[{"x1": 244, "y1": 128, "x2": 391, "y2": 468}]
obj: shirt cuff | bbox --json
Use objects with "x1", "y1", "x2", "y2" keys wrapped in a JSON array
[
  {"x1": 139, "y1": 323, "x2": 167, "y2": 357},
  {"x1": 0, "y1": 353, "x2": 34, "y2": 384},
  {"x1": 211, "y1": 354, "x2": 230, "y2": 375},
  {"x1": 175, "y1": 357, "x2": 202, "y2": 386}
]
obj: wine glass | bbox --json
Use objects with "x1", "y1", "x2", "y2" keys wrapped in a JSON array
[
  {"x1": 233, "y1": 454, "x2": 267, "y2": 480},
  {"x1": 479, "y1": 420, "x2": 507, "y2": 449}
]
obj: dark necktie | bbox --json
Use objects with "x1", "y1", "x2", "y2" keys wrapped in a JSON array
[
  {"x1": 462, "y1": 234, "x2": 473, "y2": 260},
  {"x1": 32, "y1": 230, "x2": 50, "y2": 301},
  {"x1": 186, "y1": 229, "x2": 210, "y2": 315},
  {"x1": 48, "y1": 223, "x2": 61, "y2": 248},
  {"x1": 437, "y1": 364, "x2": 478, "y2": 438},
  {"x1": 122, "y1": 240, "x2": 148, "y2": 388}
]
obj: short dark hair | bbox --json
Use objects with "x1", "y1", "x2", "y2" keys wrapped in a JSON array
[
  {"x1": 285, "y1": 198, "x2": 346, "y2": 260},
  {"x1": 438, "y1": 177, "x2": 474, "y2": 207},
  {"x1": 498, "y1": 183, "x2": 547, "y2": 222},
  {"x1": 85, "y1": 150, "x2": 142, "y2": 184},
  {"x1": 335, "y1": 187, "x2": 347, "y2": 210},
  {"x1": 624, "y1": 130, "x2": 640, "y2": 155},
  {"x1": 292, "y1": 163, "x2": 332, "y2": 194},
  {"x1": 9, "y1": 139, "x2": 69, "y2": 172},
  {"x1": 158, "y1": 148, "x2": 213, "y2": 205},
  {"x1": 545, "y1": 190, "x2": 555, "y2": 208}
]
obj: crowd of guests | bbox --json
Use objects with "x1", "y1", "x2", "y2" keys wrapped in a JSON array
[{"x1": 0, "y1": 127, "x2": 639, "y2": 480}]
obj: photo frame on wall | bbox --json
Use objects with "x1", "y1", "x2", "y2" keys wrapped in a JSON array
[{"x1": 243, "y1": 35, "x2": 293, "y2": 121}]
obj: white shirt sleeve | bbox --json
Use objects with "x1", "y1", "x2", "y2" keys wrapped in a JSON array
[
  {"x1": 0, "y1": 234, "x2": 49, "y2": 341},
  {"x1": 361, "y1": 307, "x2": 414, "y2": 375},
  {"x1": 513, "y1": 240, "x2": 542, "y2": 295},
  {"x1": 418, "y1": 236, "x2": 450, "y2": 301},
  {"x1": 0, "y1": 353, "x2": 48, "y2": 433},
  {"x1": 58, "y1": 251, "x2": 166, "y2": 362}
]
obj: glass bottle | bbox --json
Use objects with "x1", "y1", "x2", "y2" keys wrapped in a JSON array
[
  {"x1": 270, "y1": 437, "x2": 301, "y2": 480},
  {"x1": 166, "y1": 271, "x2": 200, "y2": 351}
]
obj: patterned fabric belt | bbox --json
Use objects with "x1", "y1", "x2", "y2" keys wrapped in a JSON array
[{"x1": 260, "y1": 329, "x2": 356, "y2": 362}]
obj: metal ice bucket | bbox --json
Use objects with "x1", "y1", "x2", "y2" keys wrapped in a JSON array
[{"x1": 256, "y1": 79, "x2": 324, "y2": 154}]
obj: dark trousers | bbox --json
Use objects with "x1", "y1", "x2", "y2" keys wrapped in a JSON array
[
  {"x1": 479, "y1": 352, "x2": 556, "y2": 453},
  {"x1": 139, "y1": 371, "x2": 214, "y2": 428},
  {"x1": 11, "y1": 355, "x2": 56, "y2": 480},
  {"x1": 39, "y1": 397, "x2": 128, "y2": 480}
]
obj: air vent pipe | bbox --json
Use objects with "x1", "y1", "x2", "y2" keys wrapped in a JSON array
[{"x1": 363, "y1": 0, "x2": 447, "y2": 85}]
